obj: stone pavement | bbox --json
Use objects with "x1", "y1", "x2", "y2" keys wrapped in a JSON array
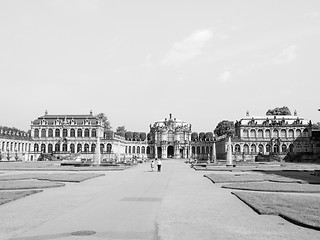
[{"x1": 0, "y1": 160, "x2": 319, "y2": 240}]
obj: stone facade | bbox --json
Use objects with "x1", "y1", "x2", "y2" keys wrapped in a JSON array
[
  {"x1": 0, "y1": 127, "x2": 31, "y2": 161},
  {"x1": 216, "y1": 111, "x2": 315, "y2": 162},
  {"x1": 148, "y1": 114, "x2": 192, "y2": 159}
]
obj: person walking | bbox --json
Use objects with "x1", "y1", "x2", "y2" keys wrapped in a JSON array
[
  {"x1": 150, "y1": 160, "x2": 155, "y2": 172},
  {"x1": 157, "y1": 158, "x2": 162, "y2": 172}
]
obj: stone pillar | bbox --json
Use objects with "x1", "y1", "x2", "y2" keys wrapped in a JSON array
[
  {"x1": 226, "y1": 136, "x2": 233, "y2": 166},
  {"x1": 174, "y1": 144, "x2": 180, "y2": 158},
  {"x1": 93, "y1": 129, "x2": 101, "y2": 165},
  {"x1": 212, "y1": 142, "x2": 217, "y2": 164}
]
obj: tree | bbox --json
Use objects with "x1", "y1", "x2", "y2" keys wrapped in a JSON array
[
  {"x1": 214, "y1": 120, "x2": 235, "y2": 137},
  {"x1": 266, "y1": 106, "x2": 291, "y2": 116},
  {"x1": 205, "y1": 132, "x2": 213, "y2": 141},
  {"x1": 105, "y1": 130, "x2": 114, "y2": 139},
  {"x1": 125, "y1": 131, "x2": 133, "y2": 140},
  {"x1": 96, "y1": 113, "x2": 112, "y2": 131},
  {"x1": 191, "y1": 132, "x2": 198, "y2": 141},
  {"x1": 140, "y1": 132, "x2": 147, "y2": 141},
  {"x1": 116, "y1": 126, "x2": 126, "y2": 137},
  {"x1": 133, "y1": 132, "x2": 140, "y2": 141},
  {"x1": 199, "y1": 132, "x2": 206, "y2": 141}
]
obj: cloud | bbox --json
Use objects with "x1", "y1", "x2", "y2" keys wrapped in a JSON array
[
  {"x1": 273, "y1": 45, "x2": 297, "y2": 64},
  {"x1": 162, "y1": 29, "x2": 213, "y2": 66},
  {"x1": 304, "y1": 11, "x2": 320, "y2": 19},
  {"x1": 218, "y1": 70, "x2": 232, "y2": 82}
]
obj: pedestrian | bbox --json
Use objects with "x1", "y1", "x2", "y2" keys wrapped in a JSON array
[
  {"x1": 157, "y1": 158, "x2": 162, "y2": 172},
  {"x1": 151, "y1": 160, "x2": 155, "y2": 172}
]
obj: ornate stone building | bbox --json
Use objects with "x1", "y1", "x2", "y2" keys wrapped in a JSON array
[
  {"x1": 216, "y1": 111, "x2": 314, "y2": 162},
  {"x1": 147, "y1": 114, "x2": 192, "y2": 159},
  {"x1": 0, "y1": 127, "x2": 31, "y2": 161}
]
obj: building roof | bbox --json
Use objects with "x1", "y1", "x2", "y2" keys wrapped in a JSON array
[
  {"x1": 238, "y1": 115, "x2": 310, "y2": 126},
  {"x1": 32, "y1": 114, "x2": 100, "y2": 125}
]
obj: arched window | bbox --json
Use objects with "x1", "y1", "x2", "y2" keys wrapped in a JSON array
[
  {"x1": 125, "y1": 146, "x2": 128, "y2": 154},
  {"x1": 55, "y1": 129, "x2": 60, "y2": 137},
  {"x1": 258, "y1": 144, "x2": 264, "y2": 153},
  {"x1": 132, "y1": 146, "x2": 136, "y2": 154},
  {"x1": 274, "y1": 144, "x2": 279, "y2": 153},
  {"x1": 107, "y1": 144, "x2": 112, "y2": 153},
  {"x1": 257, "y1": 129, "x2": 263, "y2": 138},
  {"x1": 48, "y1": 144, "x2": 53, "y2": 153},
  {"x1": 63, "y1": 129, "x2": 68, "y2": 137},
  {"x1": 34, "y1": 129, "x2": 39, "y2": 138},
  {"x1": 91, "y1": 144, "x2": 96, "y2": 153},
  {"x1": 303, "y1": 129, "x2": 309, "y2": 137},
  {"x1": 280, "y1": 129, "x2": 286, "y2": 138},
  {"x1": 34, "y1": 143, "x2": 39, "y2": 152},
  {"x1": 77, "y1": 129, "x2": 82, "y2": 137},
  {"x1": 55, "y1": 143, "x2": 60, "y2": 152},
  {"x1": 128, "y1": 146, "x2": 131, "y2": 154},
  {"x1": 206, "y1": 146, "x2": 210, "y2": 154},
  {"x1": 100, "y1": 144, "x2": 104, "y2": 153},
  {"x1": 250, "y1": 144, "x2": 256, "y2": 153},
  {"x1": 201, "y1": 146, "x2": 205, "y2": 154},
  {"x1": 70, "y1": 129, "x2": 75, "y2": 137},
  {"x1": 70, "y1": 143, "x2": 75, "y2": 153},
  {"x1": 288, "y1": 129, "x2": 294, "y2": 138},
  {"x1": 243, "y1": 144, "x2": 249, "y2": 153},
  {"x1": 84, "y1": 129, "x2": 90, "y2": 137},
  {"x1": 296, "y1": 129, "x2": 301, "y2": 137},
  {"x1": 266, "y1": 144, "x2": 271, "y2": 153},
  {"x1": 41, "y1": 129, "x2": 46, "y2": 138},
  {"x1": 289, "y1": 144, "x2": 294, "y2": 152},
  {"x1": 243, "y1": 129, "x2": 249, "y2": 138},
  {"x1": 41, "y1": 144, "x2": 46, "y2": 153},
  {"x1": 281, "y1": 144, "x2": 287, "y2": 153},
  {"x1": 235, "y1": 144, "x2": 240, "y2": 153},
  {"x1": 142, "y1": 146, "x2": 145, "y2": 154},
  {"x1": 196, "y1": 146, "x2": 200, "y2": 154},
  {"x1": 250, "y1": 129, "x2": 256, "y2": 138},
  {"x1": 192, "y1": 146, "x2": 195, "y2": 154},
  {"x1": 273, "y1": 129, "x2": 279, "y2": 138},
  {"x1": 48, "y1": 129, "x2": 53, "y2": 137},
  {"x1": 137, "y1": 146, "x2": 140, "y2": 154},
  {"x1": 146, "y1": 146, "x2": 150, "y2": 154},
  {"x1": 62, "y1": 143, "x2": 67, "y2": 152},
  {"x1": 265, "y1": 129, "x2": 271, "y2": 138},
  {"x1": 91, "y1": 129, "x2": 96, "y2": 137},
  {"x1": 84, "y1": 143, "x2": 89, "y2": 152},
  {"x1": 77, "y1": 143, "x2": 82, "y2": 152}
]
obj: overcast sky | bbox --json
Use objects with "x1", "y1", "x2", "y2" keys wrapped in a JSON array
[{"x1": 1, "y1": 0, "x2": 320, "y2": 133}]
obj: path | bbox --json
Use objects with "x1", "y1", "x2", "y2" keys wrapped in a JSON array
[{"x1": 0, "y1": 160, "x2": 319, "y2": 240}]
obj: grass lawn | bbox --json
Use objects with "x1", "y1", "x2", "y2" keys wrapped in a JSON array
[
  {"x1": 0, "y1": 173, "x2": 105, "y2": 182},
  {"x1": 0, "y1": 180, "x2": 65, "y2": 190},
  {"x1": 37, "y1": 173, "x2": 105, "y2": 182},
  {"x1": 204, "y1": 173, "x2": 301, "y2": 183},
  {"x1": 232, "y1": 191, "x2": 320, "y2": 230},
  {"x1": 256, "y1": 170, "x2": 320, "y2": 184},
  {"x1": 204, "y1": 173, "x2": 265, "y2": 183},
  {"x1": 0, "y1": 190, "x2": 42, "y2": 205},
  {"x1": 222, "y1": 182, "x2": 320, "y2": 193}
]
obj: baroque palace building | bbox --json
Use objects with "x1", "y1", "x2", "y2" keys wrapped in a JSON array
[
  {"x1": 0, "y1": 110, "x2": 319, "y2": 162},
  {"x1": 0, "y1": 126, "x2": 31, "y2": 161},
  {"x1": 147, "y1": 114, "x2": 192, "y2": 159},
  {"x1": 216, "y1": 111, "x2": 318, "y2": 162}
]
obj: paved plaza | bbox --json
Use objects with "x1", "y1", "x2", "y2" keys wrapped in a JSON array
[{"x1": 0, "y1": 160, "x2": 319, "y2": 240}]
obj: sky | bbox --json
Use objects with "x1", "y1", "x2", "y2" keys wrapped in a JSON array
[{"x1": 1, "y1": 0, "x2": 320, "y2": 133}]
